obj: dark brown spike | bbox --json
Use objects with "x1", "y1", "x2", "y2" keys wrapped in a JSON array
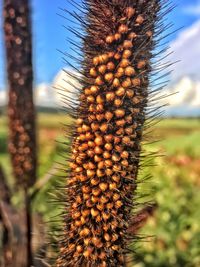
[
  {"x1": 3, "y1": 1, "x2": 36, "y2": 266},
  {"x1": 3, "y1": 0, "x2": 36, "y2": 189}
]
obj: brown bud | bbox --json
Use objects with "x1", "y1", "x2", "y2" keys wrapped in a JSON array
[
  {"x1": 126, "y1": 89, "x2": 134, "y2": 98},
  {"x1": 115, "y1": 68, "x2": 124, "y2": 78},
  {"x1": 85, "y1": 88, "x2": 91, "y2": 95},
  {"x1": 121, "y1": 151, "x2": 129, "y2": 159},
  {"x1": 106, "y1": 202, "x2": 114, "y2": 209},
  {"x1": 106, "y1": 168, "x2": 113, "y2": 176},
  {"x1": 94, "y1": 155, "x2": 102, "y2": 162},
  {"x1": 82, "y1": 185, "x2": 91, "y2": 194},
  {"x1": 94, "y1": 146, "x2": 103, "y2": 155},
  {"x1": 91, "y1": 208, "x2": 99, "y2": 217},
  {"x1": 93, "y1": 57, "x2": 99, "y2": 65},
  {"x1": 104, "y1": 143, "x2": 113, "y2": 151},
  {"x1": 105, "y1": 111, "x2": 113, "y2": 121},
  {"x1": 118, "y1": 24, "x2": 128, "y2": 34},
  {"x1": 128, "y1": 32, "x2": 137, "y2": 39},
  {"x1": 137, "y1": 60, "x2": 146, "y2": 69},
  {"x1": 122, "y1": 77, "x2": 132, "y2": 88},
  {"x1": 92, "y1": 187, "x2": 101, "y2": 196},
  {"x1": 114, "y1": 109, "x2": 125, "y2": 118},
  {"x1": 84, "y1": 238, "x2": 90, "y2": 246},
  {"x1": 106, "y1": 92, "x2": 115, "y2": 101},
  {"x1": 114, "y1": 53, "x2": 121, "y2": 60},
  {"x1": 100, "y1": 123, "x2": 108, "y2": 132},
  {"x1": 115, "y1": 33, "x2": 121, "y2": 41},
  {"x1": 72, "y1": 211, "x2": 81, "y2": 219},
  {"x1": 104, "y1": 233, "x2": 111, "y2": 241},
  {"x1": 114, "y1": 98, "x2": 123, "y2": 107},
  {"x1": 108, "y1": 51, "x2": 115, "y2": 58},
  {"x1": 114, "y1": 136, "x2": 121, "y2": 144},
  {"x1": 106, "y1": 35, "x2": 115, "y2": 44},
  {"x1": 96, "y1": 113, "x2": 104, "y2": 121},
  {"x1": 76, "y1": 118, "x2": 83, "y2": 125},
  {"x1": 104, "y1": 159, "x2": 113, "y2": 168},
  {"x1": 99, "y1": 182, "x2": 108, "y2": 192},
  {"x1": 136, "y1": 15, "x2": 144, "y2": 25},
  {"x1": 99, "y1": 251, "x2": 106, "y2": 260},
  {"x1": 92, "y1": 237, "x2": 102, "y2": 247},
  {"x1": 80, "y1": 227, "x2": 90, "y2": 237},
  {"x1": 97, "y1": 169, "x2": 104, "y2": 177},
  {"x1": 98, "y1": 64, "x2": 107, "y2": 74},
  {"x1": 75, "y1": 220, "x2": 82, "y2": 227},
  {"x1": 113, "y1": 193, "x2": 120, "y2": 201},
  {"x1": 122, "y1": 136, "x2": 131, "y2": 145},
  {"x1": 95, "y1": 136, "x2": 103, "y2": 146},
  {"x1": 105, "y1": 134, "x2": 113, "y2": 142},
  {"x1": 120, "y1": 59, "x2": 130, "y2": 68},
  {"x1": 89, "y1": 104, "x2": 96, "y2": 113},
  {"x1": 102, "y1": 212, "x2": 110, "y2": 221},
  {"x1": 96, "y1": 95, "x2": 104, "y2": 104},
  {"x1": 112, "y1": 153, "x2": 120, "y2": 162},
  {"x1": 125, "y1": 66, "x2": 135, "y2": 76},
  {"x1": 76, "y1": 245, "x2": 83, "y2": 253},
  {"x1": 112, "y1": 174, "x2": 120, "y2": 183},
  {"x1": 96, "y1": 104, "x2": 104, "y2": 112},
  {"x1": 86, "y1": 169, "x2": 95, "y2": 178},
  {"x1": 104, "y1": 72, "x2": 114, "y2": 82},
  {"x1": 91, "y1": 122, "x2": 99, "y2": 131},
  {"x1": 132, "y1": 78, "x2": 141, "y2": 86},
  {"x1": 116, "y1": 87, "x2": 125, "y2": 97},
  {"x1": 98, "y1": 161, "x2": 104, "y2": 169},
  {"x1": 99, "y1": 54, "x2": 109, "y2": 63},
  {"x1": 107, "y1": 61, "x2": 115, "y2": 71},
  {"x1": 101, "y1": 195, "x2": 109, "y2": 204},
  {"x1": 116, "y1": 200, "x2": 123, "y2": 208},
  {"x1": 123, "y1": 40, "x2": 133, "y2": 49},
  {"x1": 103, "y1": 151, "x2": 111, "y2": 159},
  {"x1": 121, "y1": 159, "x2": 129, "y2": 167},
  {"x1": 113, "y1": 78, "x2": 120, "y2": 87},
  {"x1": 97, "y1": 203, "x2": 104, "y2": 211},
  {"x1": 90, "y1": 67, "x2": 97, "y2": 77},
  {"x1": 123, "y1": 49, "x2": 132, "y2": 59},
  {"x1": 90, "y1": 85, "x2": 99, "y2": 94},
  {"x1": 95, "y1": 76, "x2": 104, "y2": 85},
  {"x1": 125, "y1": 7, "x2": 135, "y2": 18},
  {"x1": 116, "y1": 128, "x2": 124, "y2": 135},
  {"x1": 146, "y1": 30, "x2": 153, "y2": 37},
  {"x1": 91, "y1": 177, "x2": 100, "y2": 186},
  {"x1": 91, "y1": 195, "x2": 99, "y2": 203}
]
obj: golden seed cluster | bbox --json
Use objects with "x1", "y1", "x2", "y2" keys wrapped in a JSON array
[{"x1": 57, "y1": 1, "x2": 159, "y2": 266}]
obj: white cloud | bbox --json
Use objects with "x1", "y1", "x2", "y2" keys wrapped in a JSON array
[
  {"x1": 169, "y1": 19, "x2": 200, "y2": 81},
  {"x1": 0, "y1": 90, "x2": 7, "y2": 106},
  {"x1": 163, "y1": 77, "x2": 200, "y2": 107},
  {"x1": 34, "y1": 83, "x2": 56, "y2": 107},
  {"x1": 52, "y1": 69, "x2": 80, "y2": 108}
]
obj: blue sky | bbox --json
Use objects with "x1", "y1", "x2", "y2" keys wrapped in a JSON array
[{"x1": 0, "y1": 0, "x2": 200, "y2": 90}]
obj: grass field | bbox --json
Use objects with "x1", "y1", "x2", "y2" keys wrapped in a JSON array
[{"x1": 0, "y1": 113, "x2": 200, "y2": 266}]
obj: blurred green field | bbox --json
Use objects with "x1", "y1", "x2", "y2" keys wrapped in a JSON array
[{"x1": 0, "y1": 113, "x2": 200, "y2": 266}]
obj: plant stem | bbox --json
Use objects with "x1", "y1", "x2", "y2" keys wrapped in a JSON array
[{"x1": 25, "y1": 189, "x2": 33, "y2": 267}]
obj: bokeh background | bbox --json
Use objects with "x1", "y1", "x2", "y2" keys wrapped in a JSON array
[{"x1": 0, "y1": 1, "x2": 200, "y2": 266}]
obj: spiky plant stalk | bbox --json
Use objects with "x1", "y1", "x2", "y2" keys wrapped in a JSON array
[
  {"x1": 57, "y1": 1, "x2": 163, "y2": 266},
  {"x1": 3, "y1": 0, "x2": 36, "y2": 265}
]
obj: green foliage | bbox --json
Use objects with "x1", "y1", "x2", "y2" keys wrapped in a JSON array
[
  {"x1": 135, "y1": 119, "x2": 200, "y2": 267},
  {"x1": 0, "y1": 114, "x2": 200, "y2": 266}
]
